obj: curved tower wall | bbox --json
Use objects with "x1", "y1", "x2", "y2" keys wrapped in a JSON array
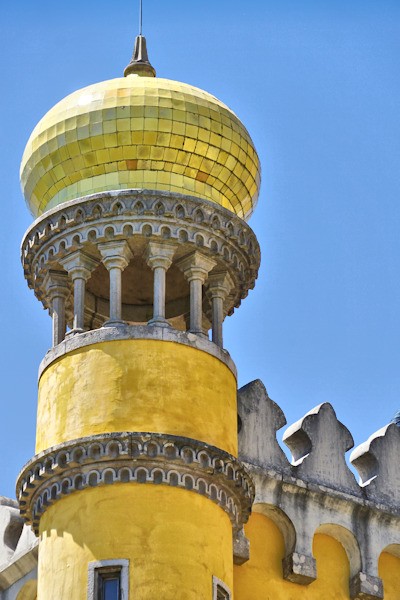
[{"x1": 36, "y1": 338, "x2": 238, "y2": 455}]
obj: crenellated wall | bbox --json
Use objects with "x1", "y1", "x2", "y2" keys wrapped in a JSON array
[{"x1": 236, "y1": 379, "x2": 400, "y2": 600}]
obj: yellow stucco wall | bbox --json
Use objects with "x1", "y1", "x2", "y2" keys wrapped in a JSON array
[
  {"x1": 38, "y1": 484, "x2": 233, "y2": 600},
  {"x1": 234, "y1": 512, "x2": 351, "y2": 599},
  {"x1": 379, "y1": 552, "x2": 400, "y2": 600},
  {"x1": 37, "y1": 339, "x2": 237, "y2": 455}
]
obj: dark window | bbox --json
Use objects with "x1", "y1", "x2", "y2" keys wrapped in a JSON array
[
  {"x1": 216, "y1": 585, "x2": 230, "y2": 600},
  {"x1": 97, "y1": 569, "x2": 121, "y2": 600}
]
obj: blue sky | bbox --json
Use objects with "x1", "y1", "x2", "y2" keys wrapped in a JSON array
[{"x1": 1, "y1": 1, "x2": 399, "y2": 498}]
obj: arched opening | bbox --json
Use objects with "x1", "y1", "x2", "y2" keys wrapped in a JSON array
[{"x1": 315, "y1": 523, "x2": 361, "y2": 578}]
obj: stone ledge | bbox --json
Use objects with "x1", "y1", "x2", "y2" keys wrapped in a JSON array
[
  {"x1": 0, "y1": 542, "x2": 38, "y2": 590},
  {"x1": 17, "y1": 432, "x2": 254, "y2": 539},
  {"x1": 39, "y1": 325, "x2": 237, "y2": 379},
  {"x1": 246, "y1": 460, "x2": 400, "y2": 520}
]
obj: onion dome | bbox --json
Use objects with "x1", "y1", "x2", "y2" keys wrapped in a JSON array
[{"x1": 20, "y1": 37, "x2": 261, "y2": 220}]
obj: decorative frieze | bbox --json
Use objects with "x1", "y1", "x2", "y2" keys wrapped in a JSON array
[
  {"x1": 17, "y1": 432, "x2": 255, "y2": 543},
  {"x1": 21, "y1": 190, "x2": 260, "y2": 328}
]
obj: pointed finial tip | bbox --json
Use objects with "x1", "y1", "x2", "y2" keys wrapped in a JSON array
[{"x1": 124, "y1": 35, "x2": 156, "y2": 78}]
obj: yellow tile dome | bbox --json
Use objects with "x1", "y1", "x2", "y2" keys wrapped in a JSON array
[{"x1": 20, "y1": 76, "x2": 261, "y2": 219}]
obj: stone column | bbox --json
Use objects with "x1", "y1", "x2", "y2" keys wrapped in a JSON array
[
  {"x1": 43, "y1": 270, "x2": 70, "y2": 346},
  {"x1": 60, "y1": 251, "x2": 99, "y2": 334},
  {"x1": 144, "y1": 241, "x2": 177, "y2": 327},
  {"x1": 98, "y1": 241, "x2": 133, "y2": 326},
  {"x1": 207, "y1": 271, "x2": 234, "y2": 348},
  {"x1": 177, "y1": 251, "x2": 217, "y2": 335}
]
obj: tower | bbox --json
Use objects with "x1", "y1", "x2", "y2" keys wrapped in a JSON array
[
  {"x1": 17, "y1": 32, "x2": 260, "y2": 598},
  {"x1": 8, "y1": 15, "x2": 400, "y2": 600}
]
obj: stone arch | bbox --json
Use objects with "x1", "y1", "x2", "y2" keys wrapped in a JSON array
[
  {"x1": 253, "y1": 502, "x2": 296, "y2": 557},
  {"x1": 315, "y1": 523, "x2": 361, "y2": 578},
  {"x1": 16, "y1": 580, "x2": 37, "y2": 600},
  {"x1": 381, "y1": 543, "x2": 400, "y2": 558}
]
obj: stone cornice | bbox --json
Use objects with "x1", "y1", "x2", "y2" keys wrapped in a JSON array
[
  {"x1": 38, "y1": 325, "x2": 237, "y2": 380},
  {"x1": 17, "y1": 433, "x2": 255, "y2": 539},
  {"x1": 20, "y1": 190, "x2": 260, "y2": 320}
]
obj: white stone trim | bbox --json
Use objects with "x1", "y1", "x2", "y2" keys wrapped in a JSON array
[
  {"x1": 212, "y1": 575, "x2": 231, "y2": 600},
  {"x1": 87, "y1": 559, "x2": 129, "y2": 600}
]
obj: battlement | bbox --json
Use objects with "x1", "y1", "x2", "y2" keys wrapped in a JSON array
[{"x1": 238, "y1": 380, "x2": 400, "y2": 599}]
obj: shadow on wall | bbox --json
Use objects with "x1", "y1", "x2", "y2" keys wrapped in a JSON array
[{"x1": 16, "y1": 580, "x2": 37, "y2": 600}]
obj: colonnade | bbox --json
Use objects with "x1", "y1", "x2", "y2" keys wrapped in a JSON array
[{"x1": 44, "y1": 242, "x2": 234, "y2": 349}]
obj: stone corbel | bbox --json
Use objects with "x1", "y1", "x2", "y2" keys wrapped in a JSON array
[
  {"x1": 282, "y1": 551, "x2": 317, "y2": 585},
  {"x1": 350, "y1": 572, "x2": 384, "y2": 600},
  {"x1": 233, "y1": 527, "x2": 250, "y2": 565}
]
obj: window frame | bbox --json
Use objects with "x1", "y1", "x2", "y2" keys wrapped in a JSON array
[
  {"x1": 88, "y1": 559, "x2": 129, "y2": 600},
  {"x1": 212, "y1": 575, "x2": 231, "y2": 600}
]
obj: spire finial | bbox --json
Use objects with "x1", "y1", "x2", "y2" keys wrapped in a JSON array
[{"x1": 124, "y1": 0, "x2": 156, "y2": 78}]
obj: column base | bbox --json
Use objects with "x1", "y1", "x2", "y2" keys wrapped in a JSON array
[
  {"x1": 103, "y1": 319, "x2": 127, "y2": 327},
  {"x1": 147, "y1": 318, "x2": 171, "y2": 327},
  {"x1": 65, "y1": 328, "x2": 85, "y2": 337},
  {"x1": 189, "y1": 329, "x2": 208, "y2": 339}
]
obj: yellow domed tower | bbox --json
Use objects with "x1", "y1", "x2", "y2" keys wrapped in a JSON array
[{"x1": 17, "y1": 32, "x2": 261, "y2": 599}]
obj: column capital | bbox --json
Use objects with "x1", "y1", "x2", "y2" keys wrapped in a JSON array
[
  {"x1": 43, "y1": 270, "x2": 71, "y2": 301},
  {"x1": 60, "y1": 250, "x2": 99, "y2": 281},
  {"x1": 176, "y1": 251, "x2": 217, "y2": 284},
  {"x1": 144, "y1": 240, "x2": 177, "y2": 271},
  {"x1": 207, "y1": 271, "x2": 234, "y2": 300},
  {"x1": 98, "y1": 240, "x2": 133, "y2": 271}
]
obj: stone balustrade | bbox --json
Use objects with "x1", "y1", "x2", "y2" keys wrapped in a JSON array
[{"x1": 21, "y1": 190, "x2": 260, "y2": 349}]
